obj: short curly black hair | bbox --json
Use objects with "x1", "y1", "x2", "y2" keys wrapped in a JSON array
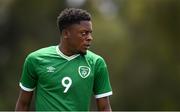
[{"x1": 57, "y1": 8, "x2": 91, "y2": 33}]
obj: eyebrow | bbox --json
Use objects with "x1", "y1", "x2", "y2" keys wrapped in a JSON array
[{"x1": 80, "y1": 29, "x2": 92, "y2": 33}]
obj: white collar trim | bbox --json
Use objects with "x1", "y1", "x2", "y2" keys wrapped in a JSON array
[{"x1": 56, "y1": 46, "x2": 80, "y2": 61}]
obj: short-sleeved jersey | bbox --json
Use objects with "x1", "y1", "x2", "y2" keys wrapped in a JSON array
[{"x1": 19, "y1": 45, "x2": 112, "y2": 111}]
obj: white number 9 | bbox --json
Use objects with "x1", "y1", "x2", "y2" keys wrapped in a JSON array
[{"x1": 61, "y1": 77, "x2": 72, "y2": 93}]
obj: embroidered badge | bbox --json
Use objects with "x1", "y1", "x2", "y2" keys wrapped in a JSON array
[{"x1": 78, "y1": 66, "x2": 90, "y2": 78}]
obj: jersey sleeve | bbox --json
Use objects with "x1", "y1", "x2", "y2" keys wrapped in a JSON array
[
  {"x1": 19, "y1": 54, "x2": 38, "y2": 91},
  {"x1": 93, "y1": 57, "x2": 113, "y2": 98}
]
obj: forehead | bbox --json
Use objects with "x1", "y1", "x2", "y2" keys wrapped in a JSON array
[{"x1": 69, "y1": 21, "x2": 92, "y2": 31}]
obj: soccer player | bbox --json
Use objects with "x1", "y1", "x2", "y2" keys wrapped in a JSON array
[{"x1": 15, "y1": 8, "x2": 113, "y2": 111}]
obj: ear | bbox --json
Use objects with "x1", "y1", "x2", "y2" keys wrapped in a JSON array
[{"x1": 62, "y1": 29, "x2": 70, "y2": 39}]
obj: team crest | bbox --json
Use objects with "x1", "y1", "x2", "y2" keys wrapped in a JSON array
[{"x1": 78, "y1": 66, "x2": 91, "y2": 78}]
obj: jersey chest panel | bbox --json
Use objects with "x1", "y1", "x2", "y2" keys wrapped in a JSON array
[{"x1": 35, "y1": 57, "x2": 95, "y2": 95}]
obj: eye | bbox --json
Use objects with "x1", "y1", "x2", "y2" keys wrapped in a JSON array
[
  {"x1": 81, "y1": 31, "x2": 87, "y2": 37},
  {"x1": 80, "y1": 31, "x2": 92, "y2": 38}
]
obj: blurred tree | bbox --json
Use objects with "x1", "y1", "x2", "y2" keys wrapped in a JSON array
[{"x1": 114, "y1": 0, "x2": 180, "y2": 110}]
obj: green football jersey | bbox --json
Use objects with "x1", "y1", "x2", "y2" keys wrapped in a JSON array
[{"x1": 19, "y1": 45, "x2": 112, "y2": 111}]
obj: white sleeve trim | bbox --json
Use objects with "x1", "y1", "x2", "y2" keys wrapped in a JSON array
[
  {"x1": 19, "y1": 82, "x2": 35, "y2": 92},
  {"x1": 95, "y1": 91, "x2": 113, "y2": 98}
]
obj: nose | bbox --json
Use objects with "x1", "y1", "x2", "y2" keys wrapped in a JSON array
[{"x1": 86, "y1": 35, "x2": 93, "y2": 41}]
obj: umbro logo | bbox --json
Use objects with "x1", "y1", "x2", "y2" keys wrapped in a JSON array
[{"x1": 47, "y1": 66, "x2": 55, "y2": 72}]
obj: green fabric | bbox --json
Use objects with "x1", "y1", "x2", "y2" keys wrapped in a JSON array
[{"x1": 20, "y1": 45, "x2": 112, "y2": 111}]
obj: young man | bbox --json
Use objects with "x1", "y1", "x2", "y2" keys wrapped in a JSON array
[{"x1": 15, "y1": 8, "x2": 113, "y2": 111}]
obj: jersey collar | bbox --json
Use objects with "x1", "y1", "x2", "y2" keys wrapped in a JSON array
[{"x1": 56, "y1": 46, "x2": 80, "y2": 61}]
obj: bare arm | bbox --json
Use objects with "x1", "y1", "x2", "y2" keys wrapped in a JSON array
[
  {"x1": 96, "y1": 97, "x2": 112, "y2": 111},
  {"x1": 15, "y1": 89, "x2": 33, "y2": 111}
]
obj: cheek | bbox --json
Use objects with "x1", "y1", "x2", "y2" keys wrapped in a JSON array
[
  {"x1": 70, "y1": 36, "x2": 83, "y2": 47},
  {"x1": 76, "y1": 39, "x2": 84, "y2": 47},
  {"x1": 74, "y1": 34, "x2": 84, "y2": 43},
  {"x1": 69, "y1": 33, "x2": 85, "y2": 47},
  {"x1": 79, "y1": 37, "x2": 86, "y2": 44}
]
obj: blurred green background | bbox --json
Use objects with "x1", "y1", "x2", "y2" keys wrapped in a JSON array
[{"x1": 0, "y1": 0, "x2": 180, "y2": 110}]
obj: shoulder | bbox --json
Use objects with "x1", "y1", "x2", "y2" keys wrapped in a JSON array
[
  {"x1": 26, "y1": 46, "x2": 56, "y2": 62},
  {"x1": 85, "y1": 50, "x2": 106, "y2": 65},
  {"x1": 85, "y1": 50, "x2": 102, "y2": 59}
]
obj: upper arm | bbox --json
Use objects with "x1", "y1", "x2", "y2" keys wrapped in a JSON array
[
  {"x1": 20, "y1": 55, "x2": 38, "y2": 89},
  {"x1": 93, "y1": 57, "x2": 113, "y2": 98},
  {"x1": 16, "y1": 54, "x2": 37, "y2": 111},
  {"x1": 96, "y1": 97, "x2": 112, "y2": 111},
  {"x1": 15, "y1": 89, "x2": 33, "y2": 111},
  {"x1": 93, "y1": 57, "x2": 113, "y2": 111}
]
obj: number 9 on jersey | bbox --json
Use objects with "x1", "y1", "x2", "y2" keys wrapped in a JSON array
[{"x1": 61, "y1": 77, "x2": 72, "y2": 93}]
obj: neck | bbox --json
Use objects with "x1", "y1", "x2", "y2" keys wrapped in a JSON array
[{"x1": 59, "y1": 42, "x2": 75, "y2": 56}]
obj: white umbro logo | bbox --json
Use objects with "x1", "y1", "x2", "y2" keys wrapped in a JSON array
[{"x1": 47, "y1": 66, "x2": 55, "y2": 72}]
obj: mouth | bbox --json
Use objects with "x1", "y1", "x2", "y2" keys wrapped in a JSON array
[{"x1": 84, "y1": 44, "x2": 91, "y2": 49}]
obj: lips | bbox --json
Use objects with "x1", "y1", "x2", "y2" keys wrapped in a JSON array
[{"x1": 84, "y1": 44, "x2": 91, "y2": 49}]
